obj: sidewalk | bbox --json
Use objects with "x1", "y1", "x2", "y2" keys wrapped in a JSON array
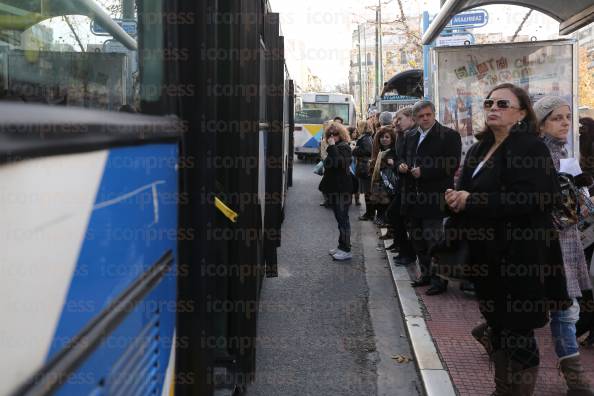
[{"x1": 381, "y1": 231, "x2": 594, "y2": 396}]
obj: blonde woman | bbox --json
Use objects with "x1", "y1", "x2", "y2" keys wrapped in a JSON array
[
  {"x1": 319, "y1": 122, "x2": 331, "y2": 206},
  {"x1": 353, "y1": 120, "x2": 374, "y2": 216},
  {"x1": 320, "y1": 122, "x2": 353, "y2": 261}
]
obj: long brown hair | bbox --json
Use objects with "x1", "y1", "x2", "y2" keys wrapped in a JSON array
[
  {"x1": 371, "y1": 126, "x2": 396, "y2": 161},
  {"x1": 476, "y1": 83, "x2": 537, "y2": 140}
]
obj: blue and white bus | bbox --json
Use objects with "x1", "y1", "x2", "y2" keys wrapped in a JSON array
[{"x1": 294, "y1": 92, "x2": 356, "y2": 160}]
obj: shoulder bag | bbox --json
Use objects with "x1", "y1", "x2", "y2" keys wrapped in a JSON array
[
  {"x1": 313, "y1": 160, "x2": 324, "y2": 176},
  {"x1": 431, "y1": 217, "x2": 472, "y2": 281},
  {"x1": 552, "y1": 172, "x2": 594, "y2": 230}
]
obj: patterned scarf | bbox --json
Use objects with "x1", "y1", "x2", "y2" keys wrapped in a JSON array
[{"x1": 542, "y1": 134, "x2": 568, "y2": 159}]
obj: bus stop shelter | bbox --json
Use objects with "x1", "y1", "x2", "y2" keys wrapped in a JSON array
[{"x1": 422, "y1": 0, "x2": 594, "y2": 44}]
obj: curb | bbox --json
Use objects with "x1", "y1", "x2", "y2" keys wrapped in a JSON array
[{"x1": 380, "y1": 229, "x2": 458, "y2": 396}]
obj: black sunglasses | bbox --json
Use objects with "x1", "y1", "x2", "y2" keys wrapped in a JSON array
[{"x1": 483, "y1": 99, "x2": 520, "y2": 110}]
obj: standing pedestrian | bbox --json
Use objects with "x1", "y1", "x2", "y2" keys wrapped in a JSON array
[
  {"x1": 535, "y1": 96, "x2": 594, "y2": 396},
  {"x1": 354, "y1": 120, "x2": 375, "y2": 220},
  {"x1": 370, "y1": 126, "x2": 397, "y2": 226},
  {"x1": 320, "y1": 121, "x2": 353, "y2": 261},
  {"x1": 319, "y1": 124, "x2": 331, "y2": 207},
  {"x1": 398, "y1": 100, "x2": 462, "y2": 296},
  {"x1": 386, "y1": 107, "x2": 416, "y2": 265},
  {"x1": 577, "y1": 117, "x2": 594, "y2": 347},
  {"x1": 348, "y1": 126, "x2": 361, "y2": 205},
  {"x1": 445, "y1": 83, "x2": 570, "y2": 396},
  {"x1": 333, "y1": 116, "x2": 344, "y2": 124}
]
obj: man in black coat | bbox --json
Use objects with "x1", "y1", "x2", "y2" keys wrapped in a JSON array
[{"x1": 397, "y1": 100, "x2": 462, "y2": 295}]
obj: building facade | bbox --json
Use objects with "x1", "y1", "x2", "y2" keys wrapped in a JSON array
[{"x1": 349, "y1": 16, "x2": 422, "y2": 116}]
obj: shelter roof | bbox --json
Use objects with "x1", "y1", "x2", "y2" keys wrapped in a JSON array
[{"x1": 422, "y1": 0, "x2": 594, "y2": 44}]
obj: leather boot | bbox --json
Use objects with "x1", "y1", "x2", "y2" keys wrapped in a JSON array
[
  {"x1": 559, "y1": 355, "x2": 594, "y2": 396},
  {"x1": 490, "y1": 350, "x2": 511, "y2": 396},
  {"x1": 472, "y1": 322, "x2": 493, "y2": 356},
  {"x1": 509, "y1": 365, "x2": 538, "y2": 396}
]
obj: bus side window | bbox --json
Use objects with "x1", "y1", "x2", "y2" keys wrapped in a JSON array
[{"x1": 0, "y1": 1, "x2": 164, "y2": 114}]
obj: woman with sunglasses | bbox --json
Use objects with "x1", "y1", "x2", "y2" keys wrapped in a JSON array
[
  {"x1": 534, "y1": 96, "x2": 594, "y2": 396},
  {"x1": 444, "y1": 83, "x2": 569, "y2": 395},
  {"x1": 320, "y1": 121, "x2": 353, "y2": 261}
]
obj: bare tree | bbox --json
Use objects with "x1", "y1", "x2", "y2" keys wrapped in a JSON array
[{"x1": 512, "y1": 10, "x2": 533, "y2": 42}]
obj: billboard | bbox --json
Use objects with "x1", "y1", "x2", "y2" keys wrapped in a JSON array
[{"x1": 432, "y1": 40, "x2": 577, "y2": 157}]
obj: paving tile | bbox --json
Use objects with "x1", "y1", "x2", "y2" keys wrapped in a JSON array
[{"x1": 416, "y1": 284, "x2": 594, "y2": 395}]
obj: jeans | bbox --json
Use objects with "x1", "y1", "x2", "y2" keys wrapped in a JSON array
[
  {"x1": 550, "y1": 298, "x2": 580, "y2": 359},
  {"x1": 331, "y1": 194, "x2": 351, "y2": 252}
]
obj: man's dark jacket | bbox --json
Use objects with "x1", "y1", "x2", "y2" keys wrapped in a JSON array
[{"x1": 397, "y1": 121, "x2": 462, "y2": 218}]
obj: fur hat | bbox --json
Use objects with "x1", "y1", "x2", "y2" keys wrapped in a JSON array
[{"x1": 533, "y1": 96, "x2": 571, "y2": 124}]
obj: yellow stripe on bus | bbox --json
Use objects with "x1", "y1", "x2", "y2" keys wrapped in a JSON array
[{"x1": 215, "y1": 197, "x2": 239, "y2": 223}]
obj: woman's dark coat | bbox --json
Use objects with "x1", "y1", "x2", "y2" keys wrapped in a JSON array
[
  {"x1": 319, "y1": 141, "x2": 353, "y2": 198},
  {"x1": 455, "y1": 124, "x2": 569, "y2": 331},
  {"x1": 353, "y1": 133, "x2": 373, "y2": 191},
  {"x1": 353, "y1": 133, "x2": 373, "y2": 161}
]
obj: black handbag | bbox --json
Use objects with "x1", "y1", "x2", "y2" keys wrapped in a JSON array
[
  {"x1": 551, "y1": 172, "x2": 594, "y2": 230},
  {"x1": 433, "y1": 240, "x2": 471, "y2": 281},
  {"x1": 431, "y1": 217, "x2": 472, "y2": 281},
  {"x1": 380, "y1": 167, "x2": 397, "y2": 195},
  {"x1": 354, "y1": 135, "x2": 372, "y2": 179}
]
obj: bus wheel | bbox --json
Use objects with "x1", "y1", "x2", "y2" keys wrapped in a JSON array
[{"x1": 297, "y1": 154, "x2": 305, "y2": 161}]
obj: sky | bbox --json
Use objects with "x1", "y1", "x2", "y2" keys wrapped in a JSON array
[{"x1": 269, "y1": 0, "x2": 559, "y2": 89}]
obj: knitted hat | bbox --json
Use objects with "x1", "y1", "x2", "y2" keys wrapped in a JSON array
[{"x1": 533, "y1": 96, "x2": 571, "y2": 124}]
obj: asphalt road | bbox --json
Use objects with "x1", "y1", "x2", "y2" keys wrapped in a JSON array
[{"x1": 247, "y1": 161, "x2": 422, "y2": 396}]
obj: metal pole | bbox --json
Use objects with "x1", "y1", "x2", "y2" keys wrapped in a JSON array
[
  {"x1": 423, "y1": 11, "x2": 430, "y2": 100},
  {"x1": 122, "y1": 0, "x2": 134, "y2": 19},
  {"x1": 363, "y1": 24, "x2": 369, "y2": 111},
  {"x1": 358, "y1": 24, "x2": 364, "y2": 116},
  {"x1": 378, "y1": 0, "x2": 383, "y2": 96},
  {"x1": 80, "y1": 0, "x2": 137, "y2": 50},
  {"x1": 375, "y1": 6, "x2": 380, "y2": 101}
]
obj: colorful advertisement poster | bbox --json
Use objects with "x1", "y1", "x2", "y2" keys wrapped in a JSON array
[{"x1": 432, "y1": 40, "x2": 576, "y2": 157}]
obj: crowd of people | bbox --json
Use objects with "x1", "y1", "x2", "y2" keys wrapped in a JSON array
[{"x1": 316, "y1": 83, "x2": 594, "y2": 396}]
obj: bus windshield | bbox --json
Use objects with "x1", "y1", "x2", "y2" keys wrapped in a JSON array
[
  {"x1": 295, "y1": 102, "x2": 349, "y2": 124},
  {"x1": 0, "y1": 0, "x2": 161, "y2": 112}
]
